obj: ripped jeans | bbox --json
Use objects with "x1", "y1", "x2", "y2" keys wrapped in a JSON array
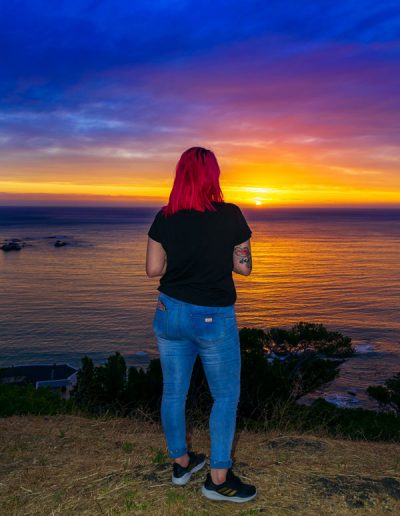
[{"x1": 152, "y1": 291, "x2": 241, "y2": 469}]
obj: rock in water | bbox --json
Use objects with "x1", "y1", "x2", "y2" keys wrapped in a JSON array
[{"x1": 1, "y1": 241, "x2": 22, "y2": 251}]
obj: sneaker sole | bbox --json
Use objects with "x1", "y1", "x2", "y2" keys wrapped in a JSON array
[
  {"x1": 172, "y1": 459, "x2": 206, "y2": 486},
  {"x1": 201, "y1": 485, "x2": 257, "y2": 503}
]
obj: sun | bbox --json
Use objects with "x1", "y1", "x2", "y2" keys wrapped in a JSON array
[{"x1": 254, "y1": 199, "x2": 263, "y2": 206}]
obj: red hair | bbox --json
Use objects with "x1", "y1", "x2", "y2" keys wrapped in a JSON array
[{"x1": 161, "y1": 147, "x2": 224, "y2": 216}]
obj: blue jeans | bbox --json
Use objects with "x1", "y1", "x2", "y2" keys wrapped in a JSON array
[{"x1": 152, "y1": 291, "x2": 241, "y2": 469}]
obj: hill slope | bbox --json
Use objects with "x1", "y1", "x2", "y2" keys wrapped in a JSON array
[{"x1": 1, "y1": 414, "x2": 400, "y2": 514}]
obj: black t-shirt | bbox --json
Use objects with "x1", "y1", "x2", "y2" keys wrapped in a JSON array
[{"x1": 147, "y1": 201, "x2": 252, "y2": 306}]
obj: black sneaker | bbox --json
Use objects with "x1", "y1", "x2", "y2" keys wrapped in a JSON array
[
  {"x1": 201, "y1": 468, "x2": 257, "y2": 503},
  {"x1": 172, "y1": 451, "x2": 206, "y2": 486}
]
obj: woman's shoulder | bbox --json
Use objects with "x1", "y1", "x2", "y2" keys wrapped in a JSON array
[
  {"x1": 214, "y1": 201, "x2": 242, "y2": 214},
  {"x1": 213, "y1": 201, "x2": 238, "y2": 210}
]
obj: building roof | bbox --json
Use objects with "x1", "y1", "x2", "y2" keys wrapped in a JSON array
[{"x1": 0, "y1": 364, "x2": 77, "y2": 384}]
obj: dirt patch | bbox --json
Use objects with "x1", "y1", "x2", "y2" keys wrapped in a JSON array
[
  {"x1": 310, "y1": 474, "x2": 400, "y2": 508},
  {"x1": 265, "y1": 435, "x2": 327, "y2": 452},
  {"x1": 130, "y1": 463, "x2": 170, "y2": 484}
]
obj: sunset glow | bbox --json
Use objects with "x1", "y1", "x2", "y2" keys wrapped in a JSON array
[{"x1": 0, "y1": 1, "x2": 399, "y2": 207}]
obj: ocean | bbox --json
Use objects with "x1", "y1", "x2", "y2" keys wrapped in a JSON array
[{"x1": 1, "y1": 205, "x2": 399, "y2": 410}]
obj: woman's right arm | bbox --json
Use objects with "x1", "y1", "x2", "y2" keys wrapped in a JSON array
[{"x1": 233, "y1": 239, "x2": 252, "y2": 276}]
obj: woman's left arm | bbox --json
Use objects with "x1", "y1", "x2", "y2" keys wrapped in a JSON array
[{"x1": 146, "y1": 237, "x2": 167, "y2": 277}]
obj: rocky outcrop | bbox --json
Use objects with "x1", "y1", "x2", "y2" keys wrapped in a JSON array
[
  {"x1": 54, "y1": 240, "x2": 68, "y2": 247},
  {"x1": 1, "y1": 239, "x2": 24, "y2": 251},
  {"x1": 1, "y1": 237, "x2": 70, "y2": 251}
]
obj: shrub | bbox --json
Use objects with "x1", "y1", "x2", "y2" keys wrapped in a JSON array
[
  {"x1": 367, "y1": 372, "x2": 400, "y2": 414},
  {"x1": 302, "y1": 398, "x2": 400, "y2": 441},
  {"x1": 265, "y1": 321, "x2": 355, "y2": 357},
  {"x1": 0, "y1": 383, "x2": 72, "y2": 416},
  {"x1": 239, "y1": 327, "x2": 342, "y2": 420}
]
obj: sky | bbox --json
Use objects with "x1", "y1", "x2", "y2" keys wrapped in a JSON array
[{"x1": 0, "y1": 0, "x2": 399, "y2": 208}]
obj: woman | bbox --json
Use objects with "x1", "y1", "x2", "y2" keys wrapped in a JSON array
[{"x1": 145, "y1": 146, "x2": 256, "y2": 503}]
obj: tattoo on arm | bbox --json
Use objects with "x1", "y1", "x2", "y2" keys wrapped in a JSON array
[{"x1": 234, "y1": 244, "x2": 252, "y2": 269}]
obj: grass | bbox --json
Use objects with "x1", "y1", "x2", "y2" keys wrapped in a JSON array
[
  {"x1": 150, "y1": 446, "x2": 169, "y2": 464},
  {"x1": 0, "y1": 414, "x2": 400, "y2": 514}
]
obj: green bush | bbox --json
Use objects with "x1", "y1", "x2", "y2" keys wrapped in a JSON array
[
  {"x1": 266, "y1": 321, "x2": 355, "y2": 357},
  {"x1": 367, "y1": 372, "x2": 400, "y2": 414},
  {"x1": 237, "y1": 326, "x2": 343, "y2": 420},
  {"x1": 0, "y1": 383, "x2": 73, "y2": 417},
  {"x1": 302, "y1": 398, "x2": 400, "y2": 441}
]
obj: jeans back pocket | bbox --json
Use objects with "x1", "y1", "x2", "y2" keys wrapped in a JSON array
[
  {"x1": 190, "y1": 312, "x2": 228, "y2": 343},
  {"x1": 153, "y1": 297, "x2": 169, "y2": 338}
]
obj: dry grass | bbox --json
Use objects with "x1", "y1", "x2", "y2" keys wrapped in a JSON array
[{"x1": 1, "y1": 414, "x2": 400, "y2": 515}]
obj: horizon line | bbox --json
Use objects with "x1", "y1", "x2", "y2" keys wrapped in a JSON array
[{"x1": 1, "y1": 203, "x2": 400, "y2": 210}]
